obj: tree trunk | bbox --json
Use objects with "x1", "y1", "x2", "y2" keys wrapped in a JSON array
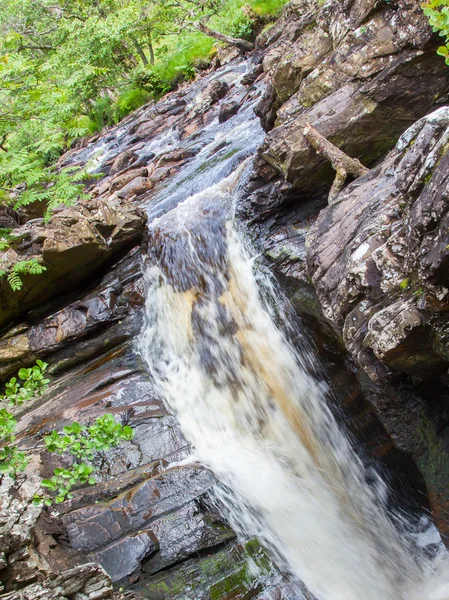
[
  {"x1": 194, "y1": 21, "x2": 254, "y2": 53},
  {"x1": 147, "y1": 30, "x2": 155, "y2": 65},
  {"x1": 130, "y1": 35, "x2": 148, "y2": 66}
]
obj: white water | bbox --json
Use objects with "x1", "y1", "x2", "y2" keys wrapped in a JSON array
[{"x1": 137, "y1": 169, "x2": 449, "y2": 599}]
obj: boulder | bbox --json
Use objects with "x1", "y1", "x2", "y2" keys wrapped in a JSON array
[
  {"x1": 116, "y1": 177, "x2": 153, "y2": 200},
  {"x1": 0, "y1": 197, "x2": 146, "y2": 330},
  {"x1": 218, "y1": 102, "x2": 240, "y2": 123},
  {"x1": 202, "y1": 80, "x2": 229, "y2": 106},
  {"x1": 110, "y1": 151, "x2": 138, "y2": 176},
  {"x1": 109, "y1": 168, "x2": 148, "y2": 192}
]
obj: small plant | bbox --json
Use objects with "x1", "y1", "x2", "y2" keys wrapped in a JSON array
[
  {"x1": 2, "y1": 360, "x2": 50, "y2": 406},
  {"x1": 36, "y1": 414, "x2": 134, "y2": 504},
  {"x1": 0, "y1": 258, "x2": 47, "y2": 291},
  {"x1": 422, "y1": 0, "x2": 449, "y2": 65},
  {"x1": 0, "y1": 361, "x2": 51, "y2": 476},
  {"x1": 0, "y1": 361, "x2": 133, "y2": 506}
]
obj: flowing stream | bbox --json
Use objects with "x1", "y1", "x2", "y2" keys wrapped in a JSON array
[{"x1": 95, "y1": 59, "x2": 449, "y2": 599}]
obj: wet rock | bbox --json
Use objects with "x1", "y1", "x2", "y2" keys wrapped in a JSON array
[
  {"x1": 307, "y1": 107, "x2": 449, "y2": 381},
  {"x1": 91, "y1": 532, "x2": 158, "y2": 583},
  {"x1": 255, "y1": 0, "x2": 449, "y2": 198},
  {"x1": 132, "y1": 538, "x2": 289, "y2": 600},
  {"x1": 202, "y1": 80, "x2": 229, "y2": 105},
  {"x1": 110, "y1": 151, "x2": 138, "y2": 176},
  {"x1": 0, "y1": 198, "x2": 146, "y2": 329},
  {"x1": 1, "y1": 563, "x2": 113, "y2": 599},
  {"x1": 305, "y1": 107, "x2": 449, "y2": 541},
  {"x1": 109, "y1": 168, "x2": 148, "y2": 192},
  {"x1": 0, "y1": 206, "x2": 21, "y2": 229},
  {"x1": 155, "y1": 148, "x2": 198, "y2": 166},
  {"x1": 62, "y1": 467, "x2": 215, "y2": 553},
  {"x1": 240, "y1": 63, "x2": 263, "y2": 86},
  {"x1": 218, "y1": 101, "x2": 240, "y2": 123},
  {"x1": 0, "y1": 248, "x2": 144, "y2": 379},
  {"x1": 116, "y1": 177, "x2": 153, "y2": 200}
]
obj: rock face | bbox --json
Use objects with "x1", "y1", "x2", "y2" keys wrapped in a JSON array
[
  {"x1": 305, "y1": 107, "x2": 449, "y2": 541},
  {"x1": 3, "y1": 0, "x2": 449, "y2": 593},
  {"x1": 0, "y1": 197, "x2": 146, "y2": 330},
  {"x1": 1, "y1": 563, "x2": 113, "y2": 600},
  {"x1": 307, "y1": 107, "x2": 449, "y2": 382},
  {"x1": 255, "y1": 0, "x2": 449, "y2": 199}
]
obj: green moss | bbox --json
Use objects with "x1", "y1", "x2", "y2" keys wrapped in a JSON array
[
  {"x1": 414, "y1": 417, "x2": 449, "y2": 496},
  {"x1": 134, "y1": 538, "x2": 275, "y2": 600},
  {"x1": 209, "y1": 565, "x2": 253, "y2": 600}
]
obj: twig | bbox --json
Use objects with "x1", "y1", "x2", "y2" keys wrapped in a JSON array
[{"x1": 303, "y1": 122, "x2": 369, "y2": 202}]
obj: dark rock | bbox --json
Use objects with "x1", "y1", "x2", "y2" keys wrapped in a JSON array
[
  {"x1": 116, "y1": 177, "x2": 153, "y2": 200},
  {"x1": 254, "y1": 83, "x2": 278, "y2": 132},
  {"x1": 306, "y1": 107, "x2": 449, "y2": 541},
  {"x1": 307, "y1": 107, "x2": 449, "y2": 381},
  {"x1": 155, "y1": 148, "x2": 198, "y2": 166},
  {"x1": 110, "y1": 168, "x2": 148, "y2": 192},
  {"x1": 240, "y1": 64, "x2": 263, "y2": 86},
  {"x1": 110, "y1": 151, "x2": 138, "y2": 176},
  {"x1": 218, "y1": 102, "x2": 240, "y2": 123},
  {"x1": 0, "y1": 206, "x2": 21, "y2": 229},
  {"x1": 132, "y1": 538, "x2": 286, "y2": 600},
  {"x1": 203, "y1": 80, "x2": 229, "y2": 105},
  {"x1": 91, "y1": 531, "x2": 158, "y2": 583},
  {"x1": 1, "y1": 563, "x2": 113, "y2": 599}
]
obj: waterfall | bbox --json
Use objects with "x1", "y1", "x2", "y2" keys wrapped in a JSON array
[{"x1": 133, "y1": 60, "x2": 449, "y2": 600}]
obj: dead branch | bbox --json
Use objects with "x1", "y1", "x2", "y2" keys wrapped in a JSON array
[
  {"x1": 303, "y1": 122, "x2": 369, "y2": 202},
  {"x1": 194, "y1": 20, "x2": 254, "y2": 53}
]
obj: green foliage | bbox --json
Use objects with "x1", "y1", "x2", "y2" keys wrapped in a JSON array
[
  {"x1": 0, "y1": 0, "x2": 287, "y2": 218},
  {"x1": 113, "y1": 87, "x2": 152, "y2": 120},
  {"x1": 0, "y1": 360, "x2": 133, "y2": 506},
  {"x1": 423, "y1": 0, "x2": 449, "y2": 65},
  {"x1": 0, "y1": 258, "x2": 47, "y2": 291},
  {"x1": 2, "y1": 359, "x2": 49, "y2": 406},
  {"x1": 37, "y1": 414, "x2": 134, "y2": 504},
  {"x1": 0, "y1": 360, "x2": 51, "y2": 477}
]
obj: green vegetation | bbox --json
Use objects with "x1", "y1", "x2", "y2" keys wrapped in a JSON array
[
  {"x1": 0, "y1": 361, "x2": 133, "y2": 505},
  {"x1": 415, "y1": 416, "x2": 449, "y2": 496},
  {"x1": 423, "y1": 0, "x2": 449, "y2": 64},
  {"x1": 0, "y1": 0, "x2": 286, "y2": 221}
]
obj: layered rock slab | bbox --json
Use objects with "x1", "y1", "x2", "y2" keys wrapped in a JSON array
[
  {"x1": 255, "y1": 0, "x2": 449, "y2": 199},
  {"x1": 0, "y1": 198, "x2": 146, "y2": 330}
]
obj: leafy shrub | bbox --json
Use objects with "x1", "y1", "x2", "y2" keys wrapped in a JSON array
[
  {"x1": 38, "y1": 414, "x2": 133, "y2": 504},
  {"x1": 0, "y1": 361, "x2": 134, "y2": 505},
  {"x1": 0, "y1": 259, "x2": 47, "y2": 291},
  {"x1": 423, "y1": 0, "x2": 449, "y2": 65},
  {"x1": 113, "y1": 87, "x2": 152, "y2": 120}
]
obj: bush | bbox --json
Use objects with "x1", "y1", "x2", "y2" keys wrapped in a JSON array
[
  {"x1": 0, "y1": 361, "x2": 134, "y2": 505},
  {"x1": 113, "y1": 87, "x2": 152, "y2": 121},
  {"x1": 423, "y1": 0, "x2": 449, "y2": 65}
]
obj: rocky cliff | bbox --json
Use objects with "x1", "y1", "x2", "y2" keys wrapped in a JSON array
[{"x1": 2, "y1": 0, "x2": 449, "y2": 597}]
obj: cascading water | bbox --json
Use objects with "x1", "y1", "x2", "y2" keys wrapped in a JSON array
[{"x1": 97, "y1": 59, "x2": 449, "y2": 599}]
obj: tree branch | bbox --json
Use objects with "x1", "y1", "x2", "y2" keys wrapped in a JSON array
[
  {"x1": 303, "y1": 123, "x2": 369, "y2": 202},
  {"x1": 194, "y1": 20, "x2": 254, "y2": 52}
]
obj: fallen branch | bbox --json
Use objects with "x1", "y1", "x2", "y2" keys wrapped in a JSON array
[
  {"x1": 303, "y1": 122, "x2": 369, "y2": 202},
  {"x1": 194, "y1": 20, "x2": 254, "y2": 53}
]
